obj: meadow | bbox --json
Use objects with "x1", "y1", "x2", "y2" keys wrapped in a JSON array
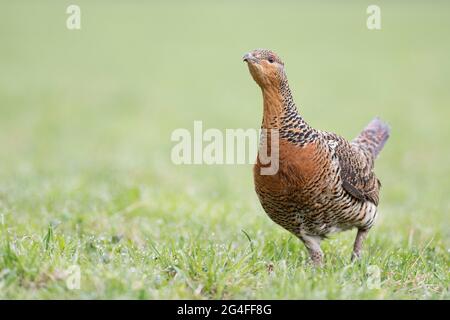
[{"x1": 0, "y1": 1, "x2": 448, "y2": 299}]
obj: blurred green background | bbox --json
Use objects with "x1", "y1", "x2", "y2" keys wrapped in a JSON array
[{"x1": 0, "y1": 0, "x2": 448, "y2": 299}]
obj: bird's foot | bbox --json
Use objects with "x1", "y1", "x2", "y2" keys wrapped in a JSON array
[{"x1": 350, "y1": 251, "x2": 362, "y2": 263}]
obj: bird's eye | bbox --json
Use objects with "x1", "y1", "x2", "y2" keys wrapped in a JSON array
[{"x1": 268, "y1": 57, "x2": 274, "y2": 63}]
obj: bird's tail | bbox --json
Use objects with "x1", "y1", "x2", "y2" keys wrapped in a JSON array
[{"x1": 353, "y1": 117, "x2": 391, "y2": 158}]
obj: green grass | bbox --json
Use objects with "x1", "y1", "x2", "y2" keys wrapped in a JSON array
[{"x1": 0, "y1": 0, "x2": 449, "y2": 299}]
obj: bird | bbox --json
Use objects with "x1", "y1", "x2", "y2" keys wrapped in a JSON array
[{"x1": 243, "y1": 49, "x2": 390, "y2": 266}]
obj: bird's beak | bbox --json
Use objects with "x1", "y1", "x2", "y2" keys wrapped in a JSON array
[{"x1": 243, "y1": 52, "x2": 257, "y2": 63}]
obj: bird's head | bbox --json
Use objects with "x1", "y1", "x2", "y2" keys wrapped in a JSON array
[{"x1": 243, "y1": 49, "x2": 285, "y2": 89}]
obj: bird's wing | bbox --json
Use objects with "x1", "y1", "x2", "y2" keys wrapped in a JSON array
[{"x1": 325, "y1": 133, "x2": 380, "y2": 205}]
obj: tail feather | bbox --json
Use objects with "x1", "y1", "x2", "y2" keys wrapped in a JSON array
[{"x1": 353, "y1": 117, "x2": 390, "y2": 158}]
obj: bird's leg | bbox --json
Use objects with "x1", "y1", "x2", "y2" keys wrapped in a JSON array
[
  {"x1": 300, "y1": 234, "x2": 323, "y2": 266},
  {"x1": 308, "y1": 248, "x2": 324, "y2": 266},
  {"x1": 351, "y1": 228, "x2": 369, "y2": 262}
]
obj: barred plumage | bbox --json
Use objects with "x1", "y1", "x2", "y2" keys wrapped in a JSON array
[{"x1": 244, "y1": 49, "x2": 390, "y2": 265}]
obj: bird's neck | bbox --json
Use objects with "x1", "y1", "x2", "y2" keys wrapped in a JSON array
[{"x1": 261, "y1": 78, "x2": 308, "y2": 131}]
